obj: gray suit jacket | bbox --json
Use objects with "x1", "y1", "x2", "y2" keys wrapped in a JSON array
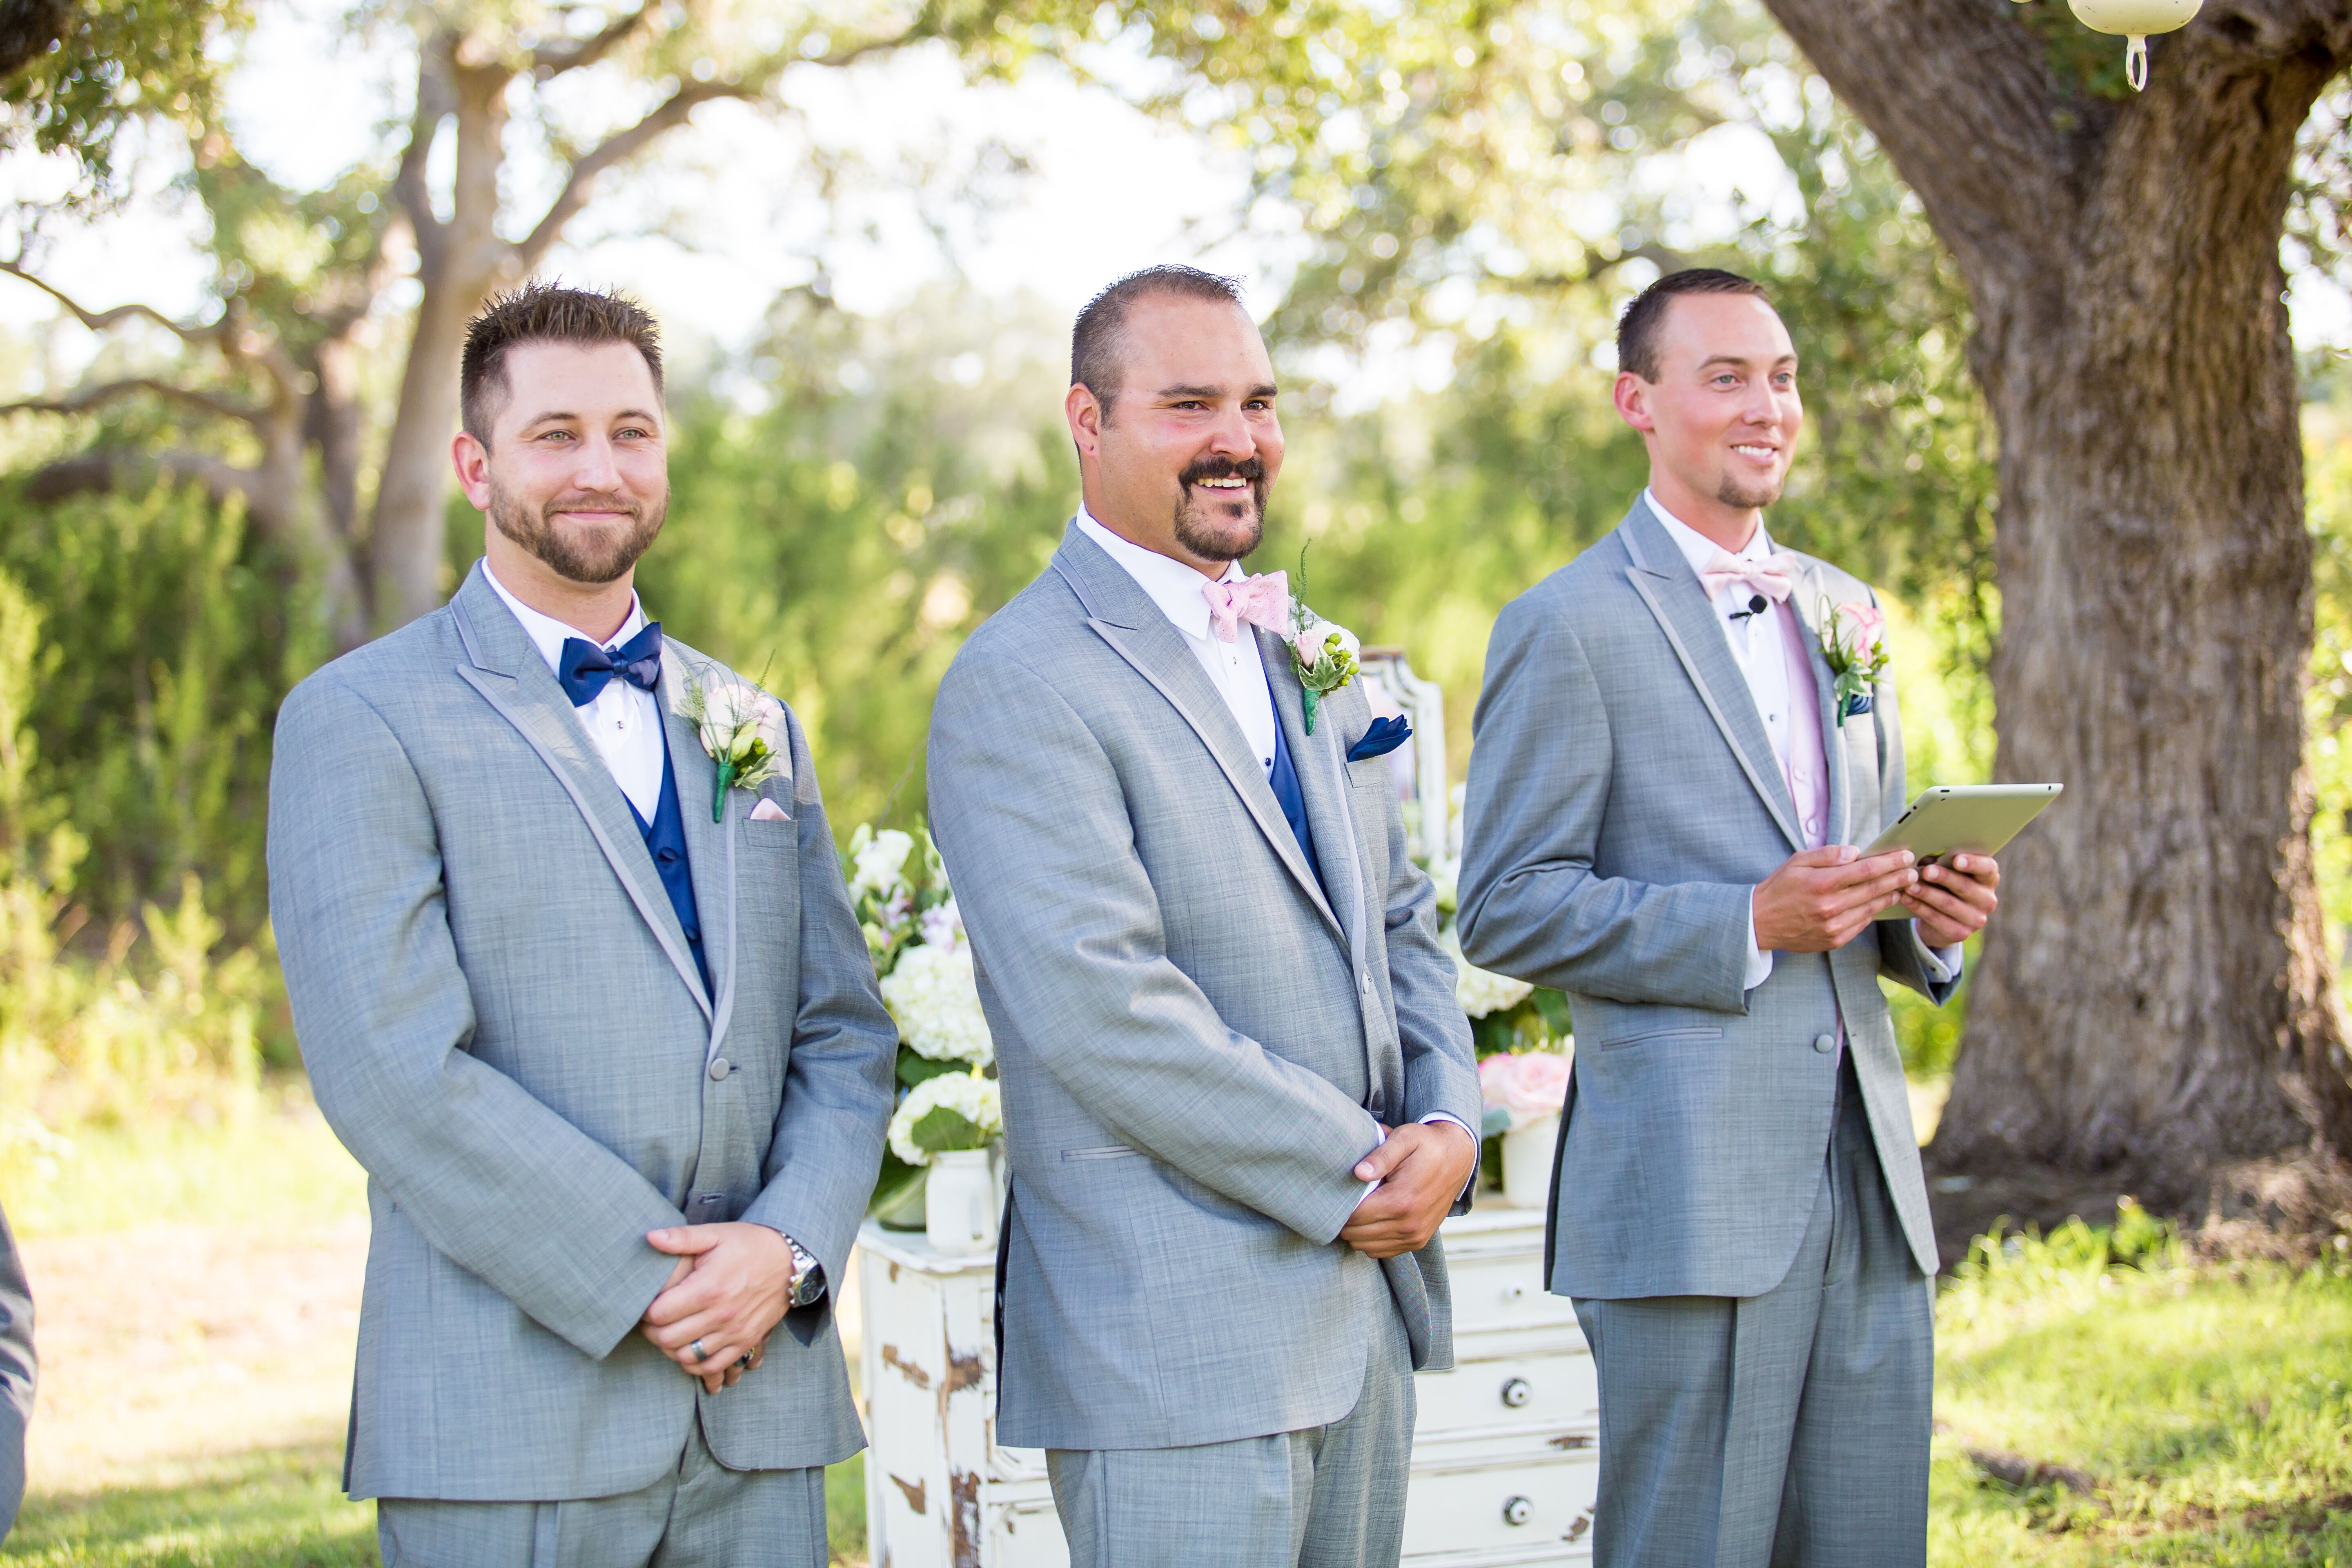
[
  {"x1": 1458, "y1": 499, "x2": 1953, "y2": 1302},
  {"x1": 267, "y1": 562, "x2": 897, "y2": 1501},
  {"x1": 0, "y1": 1200, "x2": 31, "y2": 1541},
  {"x1": 927, "y1": 523, "x2": 1482, "y2": 1452}
]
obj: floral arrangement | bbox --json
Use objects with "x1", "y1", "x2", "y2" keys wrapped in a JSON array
[
  {"x1": 1287, "y1": 548, "x2": 1361, "y2": 733},
  {"x1": 842, "y1": 822, "x2": 999, "y2": 1221},
  {"x1": 672, "y1": 664, "x2": 788, "y2": 822},
  {"x1": 1480, "y1": 1051, "x2": 1571, "y2": 1136},
  {"x1": 1817, "y1": 599, "x2": 1891, "y2": 728}
]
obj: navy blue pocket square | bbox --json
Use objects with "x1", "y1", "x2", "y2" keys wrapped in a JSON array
[
  {"x1": 1348, "y1": 716, "x2": 1412, "y2": 763},
  {"x1": 1841, "y1": 691, "x2": 1875, "y2": 720}
]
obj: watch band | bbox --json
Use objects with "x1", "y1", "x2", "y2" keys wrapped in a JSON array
[{"x1": 784, "y1": 1235, "x2": 825, "y2": 1307}]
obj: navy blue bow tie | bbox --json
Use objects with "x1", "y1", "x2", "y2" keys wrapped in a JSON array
[{"x1": 557, "y1": 622, "x2": 664, "y2": 707}]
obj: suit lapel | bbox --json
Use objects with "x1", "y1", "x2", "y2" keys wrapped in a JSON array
[
  {"x1": 661, "y1": 648, "x2": 737, "y2": 1059},
  {"x1": 1788, "y1": 564, "x2": 1853, "y2": 849},
  {"x1": 1263, "y1": 630, "x2": 1395, "y2": 1111},
  {"x1": 1050, "y1": 528, "x2": 1346, "y2": 943},
  {"x1": 448, "y1": 565, "x2": 713, "y2": 1020},
  {"x1": 1617, "y1": 503, "x2": 1806, "y2": 855}
]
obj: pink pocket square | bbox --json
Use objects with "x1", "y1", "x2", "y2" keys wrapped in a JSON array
[{"x1": 750, "y1": 798, "x2": 790, "y2": 822}]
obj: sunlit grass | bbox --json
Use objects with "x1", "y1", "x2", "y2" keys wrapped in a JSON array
[{"x1": 1929, "y1": 1213, "x2": 2352, "y2": 1565}]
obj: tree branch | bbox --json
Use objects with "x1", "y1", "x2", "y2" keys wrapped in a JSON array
[
  {"x1": 0, "y1": 376, "x2": 266, "y2": 427},
  {"x1": 532, "y1": 3, "x2": 656, "y2": 76},
  {"x1": 393, "y1": 33, "x2": 458, "y2": 276},
  {"x1": 21, "y1": 450, "x2": 261, "y2": 513},
  {"x1": 0, "y1": 259, "x2": 227, "y2": 346},
  {"x1": 514, "y1": 78, "x2": 762, "y2": 270},
  {"x1": 1760, "y1": 0, "x2": 2077, "y2": 281}
]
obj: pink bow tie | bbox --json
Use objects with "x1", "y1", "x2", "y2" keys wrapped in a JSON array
[
  {"x1": 1203, "y1": 571, "x2": 1289, "y2": 644},
  {"x1": 1698, "y1": 549, "x2": 1802, "y2": 606}
]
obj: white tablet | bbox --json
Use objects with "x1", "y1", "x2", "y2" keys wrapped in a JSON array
[
  {"x1": 1864, "y1": 783, "x2": 2062, "y2": 864},
  {"x1": 1864, "y1": 784, "x2": 2060, "y2": 920}
]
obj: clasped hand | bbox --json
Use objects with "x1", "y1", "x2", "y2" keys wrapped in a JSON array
[
  {"x1": 1339, "y1": 1121, "x2": 1479, "y2": 1260},
  {"x1": 637, "y1": 1221, "x2": 797, "y2": 1393}
]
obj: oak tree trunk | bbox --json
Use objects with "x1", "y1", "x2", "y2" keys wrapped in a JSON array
[{"x1": 1763, "y1": 0, "x2": 2352, "y2": 1234}]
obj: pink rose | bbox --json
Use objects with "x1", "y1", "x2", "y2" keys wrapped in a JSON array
[
  {"x1": 1479, "y1": 1050, "x2": 1571, "y2": 1131},
  {"x1": 1834, "y1": 602, "x2": 1885, "y2": 654}
]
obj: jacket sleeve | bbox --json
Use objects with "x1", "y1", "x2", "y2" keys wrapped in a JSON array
[
  {"x1": 1457, "y1": 595, "x2": 1755, "y2": 1013},
  {"x1": 928, "y1": 648, "x2": 1384, "y2": 1247},
  {"x1": 740, "y1": 708, "x2": 900, "y2": 1301},
  {"x1": 267, "y1": 675, "x2": 684, "y2": 1359}
]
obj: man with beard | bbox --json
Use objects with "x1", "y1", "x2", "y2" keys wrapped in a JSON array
[
  {"x1": 1457, "y1": 270, "x2": 2000, "y2": 1568},
  {"x1": 267, "y1": 284, "x2": 896, "y2": 1566},
  {"x1": 925, "y1": 265, "x2": 1482, "y2": 1566}
]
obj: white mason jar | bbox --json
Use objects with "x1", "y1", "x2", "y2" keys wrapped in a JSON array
[
  {"x1": 924, "y1": 1149, "x2": 999, "y2": 1256},
  {"x1": 1501, "y1": 1114, "x2": 1561, "y2": 1209}
]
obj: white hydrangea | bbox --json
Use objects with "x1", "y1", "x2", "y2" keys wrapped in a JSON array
[
  {"x1": 1443, "y1": 924, "x2": 1533, "y2": 1019},
  {"x1": 851, "y1": 828, "x2": 915, "y2": 898},
  {"x1": 889, "y1": 1069, "x2": 1004, "y2": 1166},
  {"x1": 879, "y1": 940, "x2": 994, "y2": 1065}
]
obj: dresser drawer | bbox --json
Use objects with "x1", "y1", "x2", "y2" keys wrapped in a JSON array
[
  {"x1": 1401, "y1": 1453, "x2": 1597, "y2": 1561},
  {"x1": 1416, "y1": 1351, "x2": 1598, "y2": 1440},
  {"x1": 1447, "y1": 1247, "x2": 1581, "y2": 1336}
]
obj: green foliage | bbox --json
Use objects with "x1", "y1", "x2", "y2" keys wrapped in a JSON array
[
  {"x1": 0, "y1": 480, "x2": 315, "y2": 943},
  {"x1": 0, "y1": 0, "x2": 244, "y2": 205}
]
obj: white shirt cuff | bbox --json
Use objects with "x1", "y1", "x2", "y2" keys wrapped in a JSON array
[
  {"x1": 1744, "y1": 893, "x2": 1775, "y2": 991},
  {"x1": 1921, "y1": 940, "x2": 1965, "y2": 985}
]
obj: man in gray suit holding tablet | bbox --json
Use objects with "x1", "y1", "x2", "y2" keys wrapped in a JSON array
[
  {"x1": 269, "y1": 285, "x2": 896, "y2": 1566},
  {"x1": 927, "y1": 266, "x2": 1483, "y2": 1566},
  {"x1": 1459, "y1": 270, "x2": 2002, "y2": 1568}
]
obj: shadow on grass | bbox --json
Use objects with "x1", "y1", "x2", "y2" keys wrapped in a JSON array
[{"x1": 0, "y1": 1444, "x2": 872, "y2": 1568}]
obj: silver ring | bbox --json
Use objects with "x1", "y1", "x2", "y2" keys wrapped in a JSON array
[{"x1": 690, "y1": 1338, "x2": 708, "y2": 1362}]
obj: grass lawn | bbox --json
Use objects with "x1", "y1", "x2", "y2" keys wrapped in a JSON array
[{"x1": 7, "y1": 1098, "x2": 2348, "y2": 1565}]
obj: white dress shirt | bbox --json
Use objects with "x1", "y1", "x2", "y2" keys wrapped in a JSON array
[
  {"x1": 1073, "y1": 510, "x2": 1475, "y2": 1192},
  {"x1": 1646, "y1": 493, "x2": 1959, "y2": 991},
  {"x1": 484, "y1": 563, "x2": 667, "y2": 823},
  {"x1": 1076, "y1": 510, "x2": 1280, "y2": 780}
]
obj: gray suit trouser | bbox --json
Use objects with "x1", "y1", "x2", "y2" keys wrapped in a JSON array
[
  {"x1": 1047, "y1": 1287, "x2": 1414, "y2": 1568},
  {"x1": 376, "y1": 1410, "x2": 826, "y2": 1568},
  {"x1": 1572, "y1": 1058, "x2": 1933, "y2": 1568}
]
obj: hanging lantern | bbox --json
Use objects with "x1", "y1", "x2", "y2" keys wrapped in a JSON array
[{"x1": 2014, "y1": 0, "x2": 2204, "y2": 91}]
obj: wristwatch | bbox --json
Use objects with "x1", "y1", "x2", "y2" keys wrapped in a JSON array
[{"x1": 783, "y1": 1234, "x2": 826, "y2": 1308}]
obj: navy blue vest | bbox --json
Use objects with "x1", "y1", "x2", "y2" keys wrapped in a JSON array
[
  {"x1": 628, "y1": 743, "x2": 710, "y2": 996},
  {"x1": 1265, "y1": 678, "x2": 1326, "y2": 898}
]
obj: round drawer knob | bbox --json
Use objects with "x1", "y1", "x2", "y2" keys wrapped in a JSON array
[
  {"x1": 1503, "y1": 1496, "x2": 1534, "y2": 1527},
  {"x1": 1500, "y1": 1377, "x2": 1532, "y2": 1408}
]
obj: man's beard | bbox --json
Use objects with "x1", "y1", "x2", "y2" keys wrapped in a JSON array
[
  {"x1": 1717, "y1": 468, "x2": 1785, "y2": 512},
  {"x1": 489, "y1": 479, "x2": 667, "y2": 585},
  {"x1": 1171, "y1": 454, "x2": 1269, "y2": 564}
]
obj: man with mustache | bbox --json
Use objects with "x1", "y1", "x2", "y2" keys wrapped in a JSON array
[
  {"x1": 267, "y1": 283, "x2": 896, "y2": 1566},
  {"x1": 1459, "y1": 270, "x2": 1999, "y2": 1568},
  {"x1": 926, "y1": 265, "x2": 1482, "y2": 1566}
]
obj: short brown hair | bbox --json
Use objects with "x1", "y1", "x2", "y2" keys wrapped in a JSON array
[
  {"x1": 1071, "y1": 265, "x2": 1247, "y2": 419},
  {"x1": 460, "y1": 282, "x2": 664, "y2": 441},
  {"x1": 1615, "y1": 269, "x2": 1771, "y2": 383}
]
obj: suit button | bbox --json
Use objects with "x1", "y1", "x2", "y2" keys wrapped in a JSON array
[
  {"x1": 708, "y1": 1056, "x2": 731, "y2": 1081},
  {"x1": 1812, "y1": 1033, "x2": 1835, "y2": 1054}
]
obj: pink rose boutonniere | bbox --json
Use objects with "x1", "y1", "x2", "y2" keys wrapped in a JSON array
[
  {"x1": 1817, "y1": 599, "x2": 1891, "y2": 728},
  {"x1": 1285, "y1": 546, "x2": 1360, "y2": 734}
]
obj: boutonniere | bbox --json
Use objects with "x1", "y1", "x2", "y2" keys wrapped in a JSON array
[
  {"x1": 1287, "y1": 548, "x2": 1361, "y2": 734},
  {"x1": 1816, "y1": 599, "x2": 1890, "y2": 728},
  {"x1": 673, "y1": 662, "x2": 789, "y2": 821}
]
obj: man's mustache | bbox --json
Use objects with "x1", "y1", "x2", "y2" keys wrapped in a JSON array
[
  {"x1": 1179, "y1": 456, "x2": 1266, "y2": 489},
  {"x1": 542, "y1": 491, "x2": 642, "y2": 521}
]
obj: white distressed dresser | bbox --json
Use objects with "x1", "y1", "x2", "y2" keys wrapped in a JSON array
[{"x1": 857, "y1": 1198, "x2": 1599, "y2": 1567}]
